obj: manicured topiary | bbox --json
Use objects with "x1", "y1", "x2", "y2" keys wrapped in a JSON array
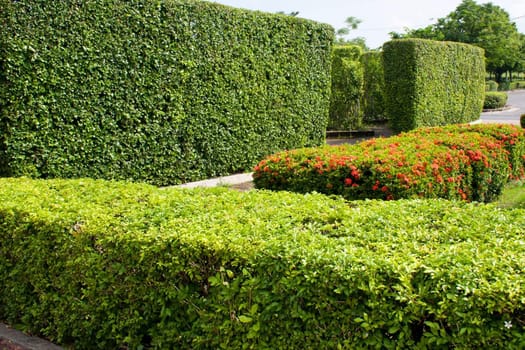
[
  {"x1": 361, "y1": 51, "x2": 386, "y2": 122},
  {"x1": 383, "y1": 39, "x2": 485, "y2": 132},
  {"x1": 328, "y1": 45, "x2": 364, "y2": 130},
  {"x1": 0, "y1": 0, "x2": 333, "y2": 185}
]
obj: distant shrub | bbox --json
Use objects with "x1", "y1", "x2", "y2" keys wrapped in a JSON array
[
  {"x1": 521, "y1": 114, "x2": 525, "y2": 128},
  {"x1": 485, "y1": 80, "x2": 499, "y2": 91},
  {"x1": 483, "y1": 92, "x2": 508, "y2": 110},
  {"x1": 383, "y1": 39, "x2": 485, "y2": 132},
  {"x1": 2, "y1": 178, "x2": 525, "y2": 349},
  {"x1": 254, "y1": 124, "x2": 525, "y2": 202},
  {"x1": 498, "y1": 81, "x2": 511, "y2": 91},
  {"x1": 328, "y1": 45, "x2": 364, "y2": 130},
  {"x1": 509, "y1": 81, "x2": 525, "y2": 90}
]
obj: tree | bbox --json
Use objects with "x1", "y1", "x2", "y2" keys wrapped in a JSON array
[
  {"x1": 391, "y1": 0, "x2": 524, "y2": 82},
  {"x1": 336, "y1": 16, "x2": 368, "y2": 50}
]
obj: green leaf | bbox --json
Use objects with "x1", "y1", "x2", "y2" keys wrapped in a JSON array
[{"x1": 238, "y1": 315, "x2": 253, "y2": 323}]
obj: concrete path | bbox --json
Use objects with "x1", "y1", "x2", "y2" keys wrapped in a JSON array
[
  {"x1": 0, "y1": 324, "x2": 62, "y2": 350},
  {"x1": 480, "y1": 89, "x2": 525, "y2": 125},
  {"x1": 176, "y1": 172, "x2": 253, "y2": 189}
]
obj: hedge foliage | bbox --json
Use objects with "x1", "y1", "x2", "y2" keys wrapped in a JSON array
[
  {"x1": 483, "y1": 92, "x2": 508, "y2": 110},
  {"x1": 0, "y1": 0, "x2": 333, "y2": 185},
  {"x1": 2, "y1": 178, "x2": 525, "y2": 349},
  {"x1": 328, "y1": 45, "x2": 364, "y2": 130},
  {"x1": 253, "y1": 124, "x2": 525, "y2": 203},
  {"x1": 383, "y1": 39, "x2": 485, "y2": 133},
  {"x1": 361, "y1": 51, "x2": 386, "y2": 122}
]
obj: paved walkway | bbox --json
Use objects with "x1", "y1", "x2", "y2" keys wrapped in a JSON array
[{"x1": 0, "y1": 324, "x2": 62, "y2": 350}]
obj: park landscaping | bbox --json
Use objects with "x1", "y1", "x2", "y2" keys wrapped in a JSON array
[{"x1": 1, "y1": 0, "x2": 525, "y2": 349}]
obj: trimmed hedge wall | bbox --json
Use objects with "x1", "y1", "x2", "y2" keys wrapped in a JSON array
[
  {"x1": 328, "y1": 45, "x2": 363, "y2": 130},
  {"x1": 383, "y1": 39, "x2": 485, "y2": 133},
  {"x1": 2, "y1": 178, "x2": 525, "y2": 349},
  {"x1": 0, "y1": 0, "x2": 333, "y2": 185},
  {"x1": 253, "y1": 124, "x2": 525, "y2": 202},
  {"x1": 361, "y1": 51, "x2": 386, "y2": 122}
]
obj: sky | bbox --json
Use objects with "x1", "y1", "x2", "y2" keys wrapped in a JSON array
[{"x1": 204, "y1": 0, "x2": 525, "y2": 49}]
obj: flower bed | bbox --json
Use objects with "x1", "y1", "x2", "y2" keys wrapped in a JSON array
[{"x1": 253, "y1": 124, "x2": 525, "y2": 202}]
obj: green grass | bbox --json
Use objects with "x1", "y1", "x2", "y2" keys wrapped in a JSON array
[{"x1": 496, "y1": 181, "x2": 525, "y2": 209}]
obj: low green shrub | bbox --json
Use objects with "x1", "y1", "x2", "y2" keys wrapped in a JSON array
[
  {"x1": 483, "y1": 91, "x2": 508, "y2": 110},
  {"x1": 2, "y1": 178, "x2": 525, "y2": 349},
  {"x1": 253, "y1": 124, "x2": 525, "y2": 202},
  {"x1": 521, "y1": 114, "x2": 525, "y2": 129},
  {"x1": 485, "y1": 80, "x2": 499, "y2": 91}
]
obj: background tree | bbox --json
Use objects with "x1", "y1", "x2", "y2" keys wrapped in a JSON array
[
  {"x1": 336, "y1": 16, "x2": 368, "y2": 50},
  {"x1": 391, "y1": 0, "x2": 524, "y2": 82}
]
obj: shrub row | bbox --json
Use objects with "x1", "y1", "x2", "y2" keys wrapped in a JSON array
[
  {"x1": 483, "y1": 91, "x2": 508, "y2": 110},
  {"x1": 328, "y1": 45, "x2": 364, "y2": 130},
  {"x1": 2, "y1": 178, "x2": 525, "y2": 349},
  {"x1": 253, "y1": 124, "x2": 525, "y2": 202},
  {"x1": 0, "y1": 0, "x2": 333, "y2": 185},
  {"x1": 383, "y1": 39, "x2": 486, "y2": 133}
]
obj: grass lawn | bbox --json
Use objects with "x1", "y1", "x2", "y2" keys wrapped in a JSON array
[{"x1": 496, "y1": 181, "x2": 525, "y2": 209}]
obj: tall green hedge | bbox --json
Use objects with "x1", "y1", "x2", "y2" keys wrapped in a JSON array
[
  {"x1": 383, "y1": 39, "x2": 485, "y2": 133},
  {"x1": 361, "y1": 51, "x2": 386, "y2": 122},
  {"x1": 328, "y1": 45, "x2": 363, "y2": 130},
  {"x1": 0, "y1": 0, "x2": 333, "y2": 185},
  {"x1": 2, "y1": 178, "x2": 525, "y2": 349}
]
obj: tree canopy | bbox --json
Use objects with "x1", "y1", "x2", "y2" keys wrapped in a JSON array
[
  {"x1": 335, "y1": 16, "x2": 368, "y2": 50},
  {"x1": 390, "y1": 0, "x2": 524, "y2": 82}
]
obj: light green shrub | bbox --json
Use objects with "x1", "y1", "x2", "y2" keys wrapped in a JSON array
[
  {"x1": 2, "y1": 178, "x2": 525, "y2": 349},
  {"x1": 485, "y1": 80, "x2": 499, "y2": 91}
]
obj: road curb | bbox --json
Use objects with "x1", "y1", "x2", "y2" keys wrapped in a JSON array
[
  {"x1": 175, "y1": 172, "x2": 254, "y2": 189},
  {"x1": 0, "y1": 324, "x2": 62, "y2": 350}
]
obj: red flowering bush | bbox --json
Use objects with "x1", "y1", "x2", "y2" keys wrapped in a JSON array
[{"x1": 253, "y1": 124, "x2": 525, "y2": 202}]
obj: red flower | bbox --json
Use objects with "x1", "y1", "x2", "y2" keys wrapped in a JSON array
[{"x1": 344, "y1": 178, "x2": 353, "y2": 186}]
